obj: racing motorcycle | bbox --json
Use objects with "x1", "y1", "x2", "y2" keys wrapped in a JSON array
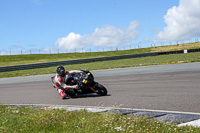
[{"x1": 51, "y1": 70, "x2": 107, "y2": 97}]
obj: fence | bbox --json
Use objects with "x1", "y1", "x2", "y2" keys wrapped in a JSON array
[{"x1": 1, "y1": 39, "x2": 200, "y2": 56}]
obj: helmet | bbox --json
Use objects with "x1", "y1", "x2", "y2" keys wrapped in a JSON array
[{"x1": 56, "y1": 66, "x2": 66, "y2": 77}]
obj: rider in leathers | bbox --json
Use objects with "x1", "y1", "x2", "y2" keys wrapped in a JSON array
[{"x1": 54, "y1": 66, "x2": 80, "y2": 99}]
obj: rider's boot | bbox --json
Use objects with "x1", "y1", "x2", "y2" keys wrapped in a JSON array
[{"x1": 58, "y1": 89, "x2": 67, "y2": 99}]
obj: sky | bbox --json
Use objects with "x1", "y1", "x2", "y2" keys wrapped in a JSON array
[{"x1": 0, "y1": 0, "x2": 200, "y2": 55}]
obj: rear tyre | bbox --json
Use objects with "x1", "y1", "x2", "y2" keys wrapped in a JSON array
[{"x1": 96, "y1": 84, "x2": 107, "y2": 96}]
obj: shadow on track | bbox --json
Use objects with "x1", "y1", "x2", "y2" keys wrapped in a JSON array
[{"x1": 65, "y1": 94, "x2": 111, "y2": 99}]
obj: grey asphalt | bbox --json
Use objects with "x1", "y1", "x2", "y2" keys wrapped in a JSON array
[{"x1": 0, "y1": 62, "x2": 200, "y2": 113}]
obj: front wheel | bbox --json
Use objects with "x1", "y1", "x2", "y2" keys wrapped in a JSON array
[{"x1": 96, "y1": 84, "x2": 107, "y2": 96}]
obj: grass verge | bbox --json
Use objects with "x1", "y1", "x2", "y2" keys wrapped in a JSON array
[
  {"x1": 0, "y1": 105, "x2": 199, "y2": 133},
  {"x1": 1, "y1": 52, "x2": 200, "y2": 78},
  {"x1": 1, "y1": 42, "x2": 200, "y2": 67},
  {"x1": 0, "y1": 48, "x2": 151, "y2": 66}
]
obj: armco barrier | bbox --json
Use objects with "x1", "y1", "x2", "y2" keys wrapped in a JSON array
[
  {"x1": 1, "y1": 48, "x2": 200, "y2": 72},
  {"x1": 158, "y1": 50, "x2": 183, "y2": 55},
  {"x1": 188, "y1": 48, "x2": 200, "y2": 53}
]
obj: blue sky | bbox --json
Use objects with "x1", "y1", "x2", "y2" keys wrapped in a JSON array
[{"x1": 1, "y1": 0, "x2": 200, "y2": 55}]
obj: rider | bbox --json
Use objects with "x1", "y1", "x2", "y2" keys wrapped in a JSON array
[{"x1": 54, "y1": 66, "x2": 78, "y2": 99}]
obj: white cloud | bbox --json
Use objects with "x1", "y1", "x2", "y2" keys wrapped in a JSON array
[
  {"x1": 55, "y1": 32, "x2": 82, "y2": 50},
  {"x1": 55, "y1": 21, "x2": 139, "y2": 51},
  {"x1": 155, "y1": 0, "x2": 200, "y2": 42}
]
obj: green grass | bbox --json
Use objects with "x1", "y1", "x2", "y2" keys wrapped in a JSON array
[
  {"x1": 151, "y1": 42, "x2": 200, "y2": 52},
  {"x1": 0, "y1": 105, "x2": 199, "y2": 133},
  {"x1": 1, "y1": 52, "x2": 200, "y2": 78},
  {"x1": 0, "y1": 48, "x2": 151, "y2": 66},
  {"x1": 1, "y1": 42, "x2": 200, "y2": 67}
]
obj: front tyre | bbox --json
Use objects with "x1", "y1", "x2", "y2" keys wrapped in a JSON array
[{"x1": 96, "y1": 84, "x2": 107, "y2": 96}]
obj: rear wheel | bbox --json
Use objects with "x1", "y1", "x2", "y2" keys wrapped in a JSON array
[{"x1": 96, "y1": 84, "x2": 107, "y2": 96}]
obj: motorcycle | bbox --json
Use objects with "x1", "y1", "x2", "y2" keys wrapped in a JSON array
[{"x1": 51, "y1": 70, "x2": 107, "y2": 97}]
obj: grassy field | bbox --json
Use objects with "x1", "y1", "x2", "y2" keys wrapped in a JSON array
[
  {"x1": 1, "y1": 42, "x2": 200, "y2": 67},
  {"x1": 0, "y1": 48, "x2": 151, "y2": 66},
  {"x1": 151, "y1": 42, "x2": 200, "y2": 52},
  {"x1": 0, "y1": 105, "x2": 199, "y2": 133},
  {"x1": 1, "y1": 52, "x2": 200, "y2": 78}
]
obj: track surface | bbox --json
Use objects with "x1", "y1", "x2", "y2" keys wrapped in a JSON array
[{"x1": 0, "y1": 62, "x2": 200, "y2": 113}]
